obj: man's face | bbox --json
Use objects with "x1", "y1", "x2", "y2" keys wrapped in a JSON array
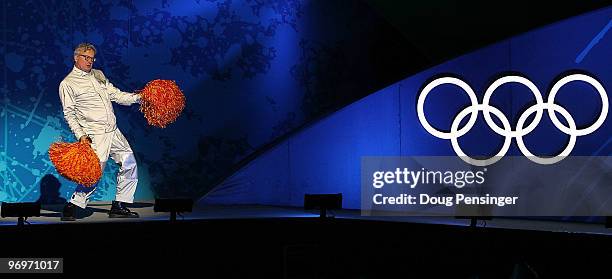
[{"x1": 74, "y1": 49, "x2": 95, "y2": 72}]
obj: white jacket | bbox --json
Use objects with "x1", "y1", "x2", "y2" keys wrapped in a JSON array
[{"x1": 59, "y1": 66, "x2": 141, "y2": 139}]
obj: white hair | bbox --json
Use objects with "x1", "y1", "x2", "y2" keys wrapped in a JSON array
[{"x1": 73, "y1": 42, "x2": 96, "y2": 56}]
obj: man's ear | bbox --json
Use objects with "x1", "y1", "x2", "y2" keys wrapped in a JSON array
[{"x1": 73, "y1": 56, "x2": 78, "y2": 63}]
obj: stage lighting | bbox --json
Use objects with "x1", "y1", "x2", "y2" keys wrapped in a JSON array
[
  {"x1": 154, "y1": 198, "x2": 193, "y2": 222},
  {"x1": 1, "y1": 202, "x2": 41, "y2": 226},
  {"x1": 304, "y1": 193, "x2": 342, "y2": 218}
]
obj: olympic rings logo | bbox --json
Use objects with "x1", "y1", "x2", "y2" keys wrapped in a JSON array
[{"x1": 417, "y1": 73, "x2": 608, "y2": 166}]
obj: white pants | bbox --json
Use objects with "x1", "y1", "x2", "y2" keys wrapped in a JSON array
[{"x1": 69, "y1": 129, "x2": 138, "y2": 209}]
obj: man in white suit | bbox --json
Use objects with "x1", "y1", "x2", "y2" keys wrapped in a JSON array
[{"x1": 59, "y1": 42, "x2": 141, "y2": 221}]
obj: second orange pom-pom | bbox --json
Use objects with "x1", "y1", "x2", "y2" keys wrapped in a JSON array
[
  {"x1": 48, "y1": 141, "x2": 102, "y2": 187},
  {"x1": 139, "y1": 79, "x2": 185, "y2": 128}
]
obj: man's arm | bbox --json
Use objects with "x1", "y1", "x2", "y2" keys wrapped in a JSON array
[
  {"x1": 94, "y1": 70, "x2": 141, "y2": 106},
  {"x1": 59, "y1": 81, "x2": 88, "y2": 141}
]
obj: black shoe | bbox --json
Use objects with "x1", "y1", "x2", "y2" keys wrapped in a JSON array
[
  {"x1": 108, "y1": 201, "x2": 139, "y2": 218},
  {"x1": 61, "y1": 202, "x2": 77, "y2": 221}
]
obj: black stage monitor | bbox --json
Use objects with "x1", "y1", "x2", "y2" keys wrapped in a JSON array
[
  {"x1": 1, "y1": 202, "x2": 41, "y2": 226},
  {"x1": 304, "y1": 193, "x2": 342, "y2": 218},
  {"x1": 154, "y1": 198, "x2": 193, "y2": 222}
]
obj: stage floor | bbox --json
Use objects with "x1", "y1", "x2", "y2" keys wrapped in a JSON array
[{"x1": 0, "y1": 201, "x2": 610, "y2": 236}]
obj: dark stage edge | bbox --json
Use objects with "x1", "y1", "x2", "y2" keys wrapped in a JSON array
[
  {"x1": 1, "y1": 201, "x2": 610, "y2": 235},
  {"x1": 1, "y1": 202, "x2": 612, "y2": 277}
]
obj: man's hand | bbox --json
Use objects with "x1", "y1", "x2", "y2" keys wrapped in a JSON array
[{"x1": 79, "y1": 135, "x2": 92, "y2": 144}]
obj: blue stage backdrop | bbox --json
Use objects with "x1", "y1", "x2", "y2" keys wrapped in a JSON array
[
  {"x1": 201, "y1": 8, "x2": 612, "y2": 209},
  {"x1": 0, "y1": 0, "x2": 423, "y2": 202}
]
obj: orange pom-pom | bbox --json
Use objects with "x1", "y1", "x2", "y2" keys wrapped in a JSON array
[
  {"x1": 139, "y1": 79, "x2": 185, "y2": 128},
  {"x1": 48, "y1": 141, "x2": 102, "y2": 187}
]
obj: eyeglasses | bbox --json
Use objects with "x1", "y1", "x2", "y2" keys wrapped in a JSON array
[{"x1": 78, "y1": 54, "x2": 96, "y2": 62}]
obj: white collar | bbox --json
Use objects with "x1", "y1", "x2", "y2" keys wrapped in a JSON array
[{"x1": 72, "y1": 65, "x2": 92, "y2": 77}]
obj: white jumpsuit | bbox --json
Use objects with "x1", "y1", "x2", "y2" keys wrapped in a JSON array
[{"x1": 59, "y1": 66, "x2": 141, "y2": 208}]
